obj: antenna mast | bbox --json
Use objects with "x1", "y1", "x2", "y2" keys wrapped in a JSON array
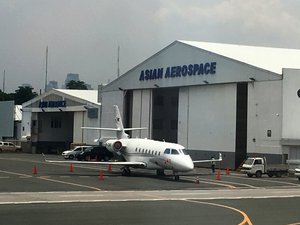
[
  {"x1": 117, "y1": 45, "x2": 120, "y2": 77},
  {"x1": 44, "y1": 46, "x2": 48, "y2": 92}
]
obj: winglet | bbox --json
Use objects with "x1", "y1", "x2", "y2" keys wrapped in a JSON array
[
  {"x1": 219, "y1": 152, "x2": 222, "y2": 161},
  {"x1": 42, "y1": 153, "x2": 46, "y2": 162}
]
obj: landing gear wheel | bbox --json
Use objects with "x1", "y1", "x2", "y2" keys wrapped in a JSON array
[
  {"x1": 156, "y1": 169, "x2": 165, "y2": 176},
  {"x1": 121, "y1": 167, "x2": 131, "y2": 176}
]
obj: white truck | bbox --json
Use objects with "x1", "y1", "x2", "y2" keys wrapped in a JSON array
[
  {"x1": 295, "y1": 167, "x2": 300, "y2": 181},
  {"x1": 240, "y1": 157, "x2": 288, "y2": 178}
]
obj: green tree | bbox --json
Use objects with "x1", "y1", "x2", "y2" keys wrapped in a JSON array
[
  {"x1": 14, "y1": 86, "x2": 38, "y2": 105},
  {"x1": 66, "y1": 80, "x2": 88, "y2": 90},
  {"x1": 0, "y1": 89, "x2": 14, "y2": 102}
]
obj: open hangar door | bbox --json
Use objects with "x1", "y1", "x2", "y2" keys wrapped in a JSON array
[{"x1": 152, "y1": 88, "x2": 179, "y2": 143}]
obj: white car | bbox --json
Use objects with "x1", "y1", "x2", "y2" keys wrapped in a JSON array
[
  {"x1": 0, "y1": 141, "x2": 22, "y2": 152},
  {"x1": 295, "y1": 167, "x2": 300, "y2": 181},
  {"x1": 62, "y1": 146, "x2": 91, "y2": 159}
]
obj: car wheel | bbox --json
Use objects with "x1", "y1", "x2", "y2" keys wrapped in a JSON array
[
  {"x1": 255, "y1": 171, "x2": 262, "y2": 178},
  {"x1": 69, "y1": 155, "x2": 74, "y2": 160}
]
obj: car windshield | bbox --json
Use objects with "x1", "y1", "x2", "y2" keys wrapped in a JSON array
[{"x1": 244, "y1": 158, "x2": 254, "y2": 165}]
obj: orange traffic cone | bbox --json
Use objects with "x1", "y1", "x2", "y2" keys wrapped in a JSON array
[
  {"x1": 108, "y1": 164, "x2": 112, "y2": 172},
  {"x1": 33, "y1": 164, "x2": 37, "y2": 175},
  {"x1": 99, "y1": 170, "x2": 104, "y2": 180},
  {"x1": 216, "y1": 170, "x2": 221, "y2": 180},
  {"x1": 226, "y1": 167, "x2": 230, "y2": 175},
  {"x1": 69, "y1": 164, "x2": 73, "y2": 172}
]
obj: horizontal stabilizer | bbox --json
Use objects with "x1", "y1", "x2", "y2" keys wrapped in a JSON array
[{"x1": 81, "y1": 127, "x2": 121, "y2": 131}]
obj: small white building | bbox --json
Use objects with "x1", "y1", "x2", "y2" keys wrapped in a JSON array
[
  {"x1": 21, "y1": 89, "x2": 100, "y2": 153},
  {"x1": 99, "y1": 40, "x2": 300, "y2": 169}
]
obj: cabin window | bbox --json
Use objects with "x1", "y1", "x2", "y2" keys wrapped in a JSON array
[
  {"x1": 171, "y1": 149, "x2": 179, "y2": 155},
  {"x1": 164, "y1": 148, "x2": 171, "y2": 154}
]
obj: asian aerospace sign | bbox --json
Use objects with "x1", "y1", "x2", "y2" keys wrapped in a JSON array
[{"x1": 139, "y1": 62, "x2": 216, "y2": 81}]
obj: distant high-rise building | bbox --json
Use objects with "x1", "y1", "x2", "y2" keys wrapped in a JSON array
[
  {"x1": 46, "y1": 80, "x2": 58, "y2": 91},
  {"x1": 64, "y1": 73, "x2": 80, "y2": 88},
  {"x1": 62, "y1": 73, "x2": 93, "y2": 89}
]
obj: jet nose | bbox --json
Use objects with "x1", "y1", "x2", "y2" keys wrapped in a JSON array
[
  {"x1": 181, "y1": 156, "x2": 194, "y2": 172},
  {"x1": 186, "y1": 157, "x2": 194, "y2": 171}
]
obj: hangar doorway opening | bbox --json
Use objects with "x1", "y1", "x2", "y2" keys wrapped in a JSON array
[
  {"x1": 235, "y1": 83, "x2": 248, "y2": 168},
  {"x1": 35, "y1": 112, "x2": 74, "y2": 154},
  {"x1": 152, "y1": 88, "x2": 179, "y2": 143}
]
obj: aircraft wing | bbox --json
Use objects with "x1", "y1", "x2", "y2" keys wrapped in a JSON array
[
  {"x1": 193, "y1": 153, "x2": 222, "y2": 163},
  {"x1": 43, "y1": 154, "x2": 146, "y2": 167},
  {"x1": 81, "y1": 127, "x2": 120, "y2": 131}
]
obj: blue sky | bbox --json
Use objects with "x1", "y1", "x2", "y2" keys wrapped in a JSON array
[{"x1": 1, "y1": 0, "x2": 300, "y2": 92}]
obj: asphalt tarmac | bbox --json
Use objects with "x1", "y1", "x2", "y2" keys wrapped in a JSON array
[{"x1": 1, "y1": 153, "x2": 300, "y2": 225}]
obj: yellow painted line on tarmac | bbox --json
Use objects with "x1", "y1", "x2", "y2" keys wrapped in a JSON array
[
  {"x1": 0, "y1": 170, "x2": 32, "y2": 178},
  {"x1": 185, "y1": 199, "x2": 253, "y2": 225},
  {"x1": 37, "y1": 176, "x2": 102, "y2": 191},
  {"x1": 0, "y1": 169, "x2": 102, "y2": 191}
]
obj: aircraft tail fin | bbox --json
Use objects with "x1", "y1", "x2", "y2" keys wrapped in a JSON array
[{"x1": 82, "y1": 105, "x2": 147, "y2": 139}]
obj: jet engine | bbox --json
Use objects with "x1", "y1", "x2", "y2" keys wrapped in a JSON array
[{"x1": 106, "y1": 140, "x2": 123, "y2": 152}]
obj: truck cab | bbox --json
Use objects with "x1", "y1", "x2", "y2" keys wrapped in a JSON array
[{"x1": 241, "y1": 157, "x2": 265, "y2": 177}]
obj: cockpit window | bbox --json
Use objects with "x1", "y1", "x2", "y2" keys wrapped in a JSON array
[
  {"x1": 182, "y1": 149, "x2": 189, "y2": 155},
  {"x1": 164, "y1": 148, "x2": 171, "y2": 154},
  {"x1": 171, "y1": 149, "x2": 179, "y2": 155}
]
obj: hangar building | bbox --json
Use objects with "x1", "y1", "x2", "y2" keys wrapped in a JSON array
[
  {"x1": 21, "y1": 89, "x2": 100, "y2": 153},
  {"x1": 99, "y1": 40, "x2": 300, "y2": 169}
]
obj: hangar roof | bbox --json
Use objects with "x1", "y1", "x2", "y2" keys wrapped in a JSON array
[
  {"x1": 55, "y1": 89, "x2": 99, "y2": 104},
  {"x1": 22, "y1": 88, "x2": 99, "y2": 109},
  {"x1": 179, "y1": 40, "x2": 300, "y2": 74}
]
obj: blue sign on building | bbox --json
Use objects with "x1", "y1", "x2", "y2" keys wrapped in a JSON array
[{"x1": 139, "y1": 62, "x2": 216, "y2": 81}]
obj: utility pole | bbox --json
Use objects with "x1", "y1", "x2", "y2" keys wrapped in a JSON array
[
  {"x1": 2, "y1": 70, "x2": 5, "y2": 92},
  {"x1": 44, "y1": 46, "x2": 48, "y2": 92}
]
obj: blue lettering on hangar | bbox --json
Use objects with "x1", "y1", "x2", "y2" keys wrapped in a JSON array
[
  {"x1": 39, "y1": 100, "x2": 66, "y2": 108},
  {"x1": 139, "y1": 62, "x2": 216, "y2": 81}
]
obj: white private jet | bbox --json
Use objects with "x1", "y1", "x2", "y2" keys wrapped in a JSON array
[{"x1": 44, "y1": 105, "x2": 222, "y2": 181}]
